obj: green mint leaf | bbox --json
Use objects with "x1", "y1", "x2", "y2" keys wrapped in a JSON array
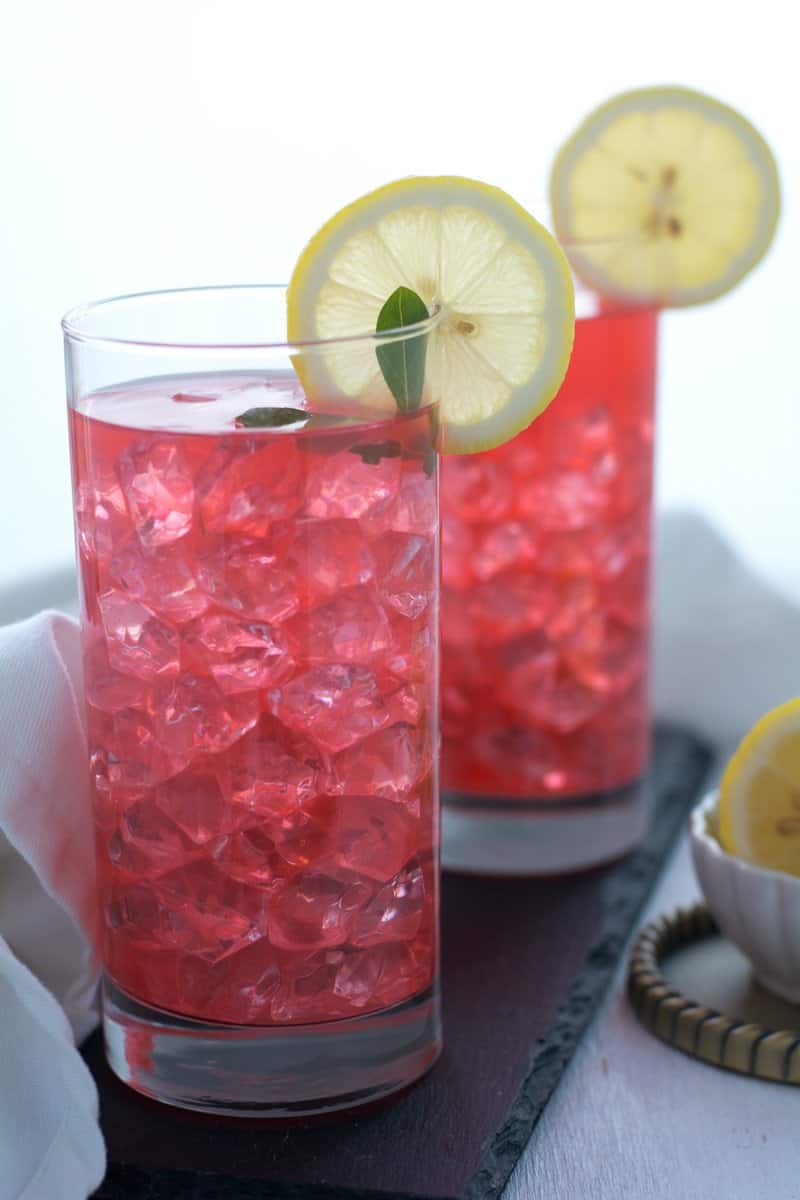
[
  {"x1": 235, "y1": 407, "x2": 309, "y2": 428},
  {"x1": 375, "y1": 286, "x2": 429, "y2": 412},
  {"x1": 349, "y1": 440, "x2": 404, "y2": 466},
  {"x1": 423, "y1": 445, "x2": 437, "y2": 477}
]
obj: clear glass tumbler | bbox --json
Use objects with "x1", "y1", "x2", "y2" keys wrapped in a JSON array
[
  {"x1": 440, "y1": 290, "x2": 658, "y2": 874},
  {"x1": 63, "y1": 286, "x2": 442, "y2": 1116}
]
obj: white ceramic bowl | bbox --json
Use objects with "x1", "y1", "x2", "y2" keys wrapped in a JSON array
[{"x1": 690, "y1": 791, "x2": 800, "y2": 1003}]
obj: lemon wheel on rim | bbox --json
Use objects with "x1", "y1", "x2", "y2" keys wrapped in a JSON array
[
  {"x1": 550, "y1": 85, "x2": 780, "y2": 307},
  {"x1": 287, "y1": 176, "x2": 575, "y2": 454}
]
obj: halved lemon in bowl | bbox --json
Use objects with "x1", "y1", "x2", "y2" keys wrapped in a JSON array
[
  {"x1": 550, "y1": 85, "x2": 781, "y2": 307},
  {"x1": 286, "y1": 176, "x2": 575, "y2": 454},
  {"x1": 719, "y1": 698, "x2": 800, "y2": 877}
]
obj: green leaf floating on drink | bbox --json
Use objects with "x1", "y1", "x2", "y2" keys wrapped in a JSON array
[
  {"x1": 375, "y1": 286, "x2": 429, "y2": 412},
  {"x1": 234, "y1": 407, "x2": 310, "y2": 428}
]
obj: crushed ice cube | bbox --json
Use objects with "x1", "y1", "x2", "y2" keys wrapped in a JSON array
[
  {"x1": 196, "y1": 537, "x2": 300, "y2": 624},
  {"x1": 304, "y1": 449, "x2": 401, "y2": 520},
  {"x1": 183, "y1": 612, "x2": 293, "y2": 693},
  {"x1": 271, "y1": 664, "x2": 390, "y2": 753},
  {"x1": 109, "y1": 539, "x2": 208, "y2": 624},
  {"x1": 372, "y1": 532, "x2": 433, "y2": 619},
  {"x1": 99, "y1": 589, "x2": 180, "y2": 681},
  {"x1": 354, "y1": 858, "x2": 425, "y2": 946},
  {"x1": 118, "y1": 439, "x2": 194, "y2": 547},
  {"x1": 284, "y1": 585, "x2": 392, "y2": 664},
  {"x1": 154, "y1": 674, "x2": 259, "y2": 757},
  {"x1": 198, "y1": 440, "x2": 302, "y2": 536},
  {"x1": 334, "y1": 723, "x2": 427, "y2": 801}
]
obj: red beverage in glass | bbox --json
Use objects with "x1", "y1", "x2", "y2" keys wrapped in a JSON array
[
  {"x1": 64, "y1": 286, "x2": 442, "y2": 1117},
  {"x1": 69, "y1": 372, "x2": 439, "y2": 1029},
  {"x1": 440, "y1": 303, "x2": 657, "y2": 872}
]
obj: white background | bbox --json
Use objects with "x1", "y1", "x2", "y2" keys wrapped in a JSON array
[{"x1": 1, "y1": 0, "x2": 798, "y2": 601}]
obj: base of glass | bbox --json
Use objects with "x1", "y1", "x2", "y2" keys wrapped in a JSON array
[
  {"x1": 442, "y1": 775, "x2": 652, "y2": 875},
  {"x1": 102, "y1": 976, "x2": 441, "y2": 1118}
]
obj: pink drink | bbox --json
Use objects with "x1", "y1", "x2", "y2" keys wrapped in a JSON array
[
  {"x1": 70, "y1": 373, "x2": 438, "y2": 1028},
  {"x1": 441, "y1": 305, "x2": 656, "y2": 805}
]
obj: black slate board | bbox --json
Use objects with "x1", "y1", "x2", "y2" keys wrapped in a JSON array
[{"x1": 86, "y1": 724, "x2": 712, "y2": 1200}]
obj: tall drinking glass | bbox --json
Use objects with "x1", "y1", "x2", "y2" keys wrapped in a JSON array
[
  {"x1": 64, "y1": 286, "x2": 441, "y2": 1116},
  {"x1": 440, "y1": 289, "x2": 658, "y2": 874}
]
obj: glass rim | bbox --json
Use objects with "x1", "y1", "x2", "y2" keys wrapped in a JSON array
[{"x1": 61, "y1": 282, "x2": 442, "y2": 352}]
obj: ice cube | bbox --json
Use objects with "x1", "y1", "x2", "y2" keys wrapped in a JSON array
[
  {"x1": 589, "y1": 511, "x2": 651, "y2": 580},
  {"x1": 466, "y1": 571, "x2": 558, "y2": 643},
  {"x1": 353, "y1": 858, "x2": 425, "y2": 946},
  {"x1": 334, "y1": 724, "x2": 427, "y2": 800},
  {"x1": 109, "y1": 539, "x2": 208, "y2": 624},
  {"x1": 545, "y1": 576, "x2": 598, "y2": 640},
  {"x1": 286, "y1": 518, "x2": 376, "y2": 606},
  {"x1": 602, "y1": 556, "x2": 651, "y2": 626},
  {"x1": 75, "y1": 468, "x2": 131, "y2": 562},
  {"x1": 501, "y1": 631, "x2": 559, "y2": 712},
  {"x1": 441, "y1": 514, "x2": 475, "y2": 589},
  {"x1": 182, "y1": 612, "x2": 293, "y2": 693},
  {"x1": 196, "y1": 537, "x2": 299, "y2": 624},
  {"x1": 271, "y1": 805, "x2": 333, "y2": 868},
  {"x1": 155, "y1": 766, "x2": 247, "y2": 844},
  {"x1": 535, "y1": 529, "x2": 596, "y2": 577},
  {"x1": 84, "y1": 640, "x2": 153, "y2": 713},
  {"x1": 561, "y1": 613, "x2": 645, "y2": 696},
  {"x1": 384, "y1": 681, "x2": 425, "y2": 726},
  {"x1": 110, "y1": 796, "x2": 193, "y2": 874},
  {"x1": 522, "y1": 668, "x2": 604, "y2": 733},
  {"x1": 384, "y1": 614, "x2": 436, "y2": 683},
  {"x1": 271, "y1": 664, "x2": 390, "y2": 753},
  {"x1": 153, "y1": 859, "x2": 269, "y2": 963},
  {"x1": 102, "y1": 708, "x2": 191, "y2": 789},
  {"x1": 557, "y1": 406, "x2": 616, "y2": 485},
  {"x1": 331, "y1": 945, "x2": 385, "y2": 1007},
  {"x1": 268, "y1": 866, "x2": 373, "y2": 951},
  {"x1": 199, "y1": 440, "x2": 302, "y2": 536},
  {"x1": 284, "y1": 585, "x2": 392, "y2": 664},
  {"x1": 368, "y1": 464, "x2": 437, "y2": 537},
  {"x1": 519, "y1": 470, "x2": 607, "y2": 532},
  {"x1": 372, "y1": 532, "x2": 433, "y2": 619},
  {"x1": 473, "y1": 725, "x2": 561, "y2": 786},
  {"x1": 473, "y1": 521, "x2": 538, "y2": 582},
  {"x1": 330, "y1": 795, "x2": 415, "y2": 881},
  {"x1": 154, "y1": 674, "x2": 259, "y2": 757},
  {"x1": 221, "y1": 717, "x2": 324, "y2": 816},
  {"x1": 211, "y1": 825, "x2": 283, "y2": 887},
  {"x1": 440, "y1": 458, "x2": 512, "y2": 524},
  {"x1": 177, "y1": 939, "x2": 280, "y2": 1024},
  {"x1": 304, "y1": 448, "x2": 401, "y2": 520},
  {"x1": 118, "y1": 439, "x2": 194, "y2": 547},
  {"x1": 269, "y1": 950, "x2": 340, "y2": 1022},
  {"x1": 99, "y1": 589, "x2": 180, "y2": 681}
]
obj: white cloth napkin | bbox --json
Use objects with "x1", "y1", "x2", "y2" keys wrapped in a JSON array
[
  {"x1": 652, "y1": 510, "x2": 800, "y2": 748},
  {"x1": 2, "y1": 509, "x2": 800, "y2": 1199},
  {"x1": 0, "y1": 612, "x2": 105, "y2": 1200}
]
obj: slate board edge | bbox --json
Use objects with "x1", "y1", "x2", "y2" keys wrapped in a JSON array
[
  {"x1": 463, "y1": 728, "x2": 713, "y2": 1200},
  {"x1": 95, "y1": 1163, "x2": 421, "y2": 1200}
]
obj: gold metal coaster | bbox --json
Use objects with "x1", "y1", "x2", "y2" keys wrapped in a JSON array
[{"x1": 628, "y1": 903, "x2": 800, "y2": 1084}]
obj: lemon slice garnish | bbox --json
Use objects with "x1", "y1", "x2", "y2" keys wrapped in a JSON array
[
  {"x1": 286, "y1": 176, "x2": 575, "y2": 454},
  {"x1": 550, "y1": 86, "x2": 780, "y2": 306},
  {"x1": 718, "y1": 698, "x2": 800, "y2": 877}
]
